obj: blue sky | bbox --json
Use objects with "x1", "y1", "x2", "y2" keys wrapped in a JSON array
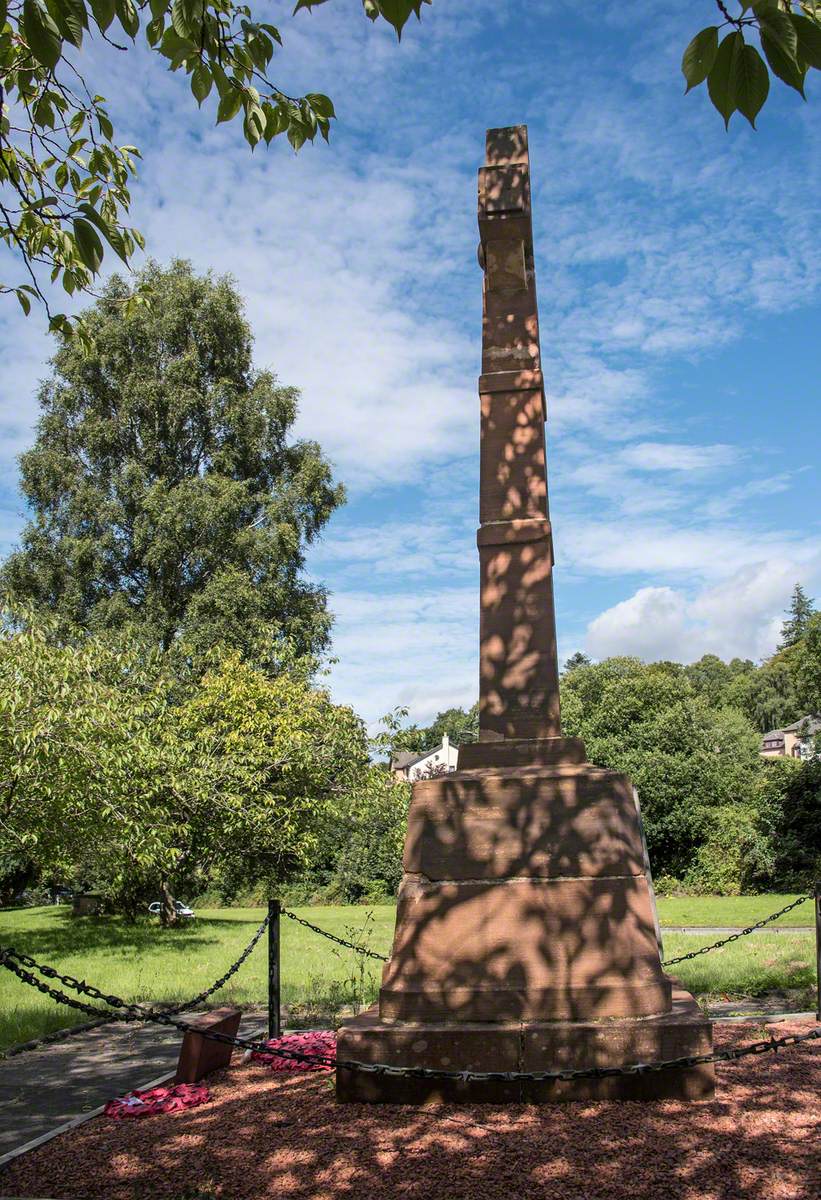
[{"x1": 1, "y1": 1, "x2": 820, "y2": 726}]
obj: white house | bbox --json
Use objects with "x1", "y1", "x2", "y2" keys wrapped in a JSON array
[
  {"x1": 760, "y1": 714, "x2": 821, "y2": 760},
  {"x1": 390, "y1": 734, "x2": 460, "y2": 781}
]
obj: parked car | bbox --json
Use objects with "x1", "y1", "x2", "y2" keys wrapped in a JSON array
[{"x1": 148, "y1": 900, "x2": 195, "y2": 919}]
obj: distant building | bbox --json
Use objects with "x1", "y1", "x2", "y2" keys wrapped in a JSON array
[
  {"x1": 760, "y1": 714, "x2": 821, "y2": 760},
  {"x1": 390, "y1": 734, "x2": 460, "y2": 781}
]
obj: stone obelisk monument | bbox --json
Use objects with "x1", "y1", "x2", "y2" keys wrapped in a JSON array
[{"x1": 337, "y1": 126, "x2": 713, "y2": 1103}]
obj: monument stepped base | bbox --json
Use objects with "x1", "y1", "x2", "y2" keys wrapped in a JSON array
[{"x1": 336, "y1": 988, "x2": 714, "y2": 1104}]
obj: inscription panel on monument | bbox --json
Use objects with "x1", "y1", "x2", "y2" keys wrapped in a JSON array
[{"x1": 485, "y1": 239, "x2": 527, "y2": 291}]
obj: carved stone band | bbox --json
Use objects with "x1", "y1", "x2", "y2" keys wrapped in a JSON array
[
  {"x1": 477, "y1": 517, "x2": 552, "y2": 548},
  {"x1": 479, "y1": 368, "x2": 544, "y2": 394}
]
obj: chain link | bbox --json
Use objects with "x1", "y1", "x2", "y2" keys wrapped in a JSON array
[
  {"x1": 283, "y1": 895, "x2": 815, "y2": 971},
  {"x1": 162, "y1": 910, "x2": 270, "y2": 1014},
  {"x1": 661, "y1": 894, "x2": 813, "y2": 967},
  {"x1": 0, "y1": 910, "x2": 270, "y2": 1030},
  {"x1": 280, "y1": 908, "x2": 388, "y2": 961},
  {"x1": 2, "y1": 947, "x2": 820, "y2": 1084}
]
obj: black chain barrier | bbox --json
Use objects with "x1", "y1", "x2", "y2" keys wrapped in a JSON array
[
  {"x1": 2, "y1": 944, "x2": 820, "y2": 1084},
  {"x1": 280, "y1": 908, "x2": 388, "y2": 961},
  {"x1": 161, "y1": 909, "x2": 271, "y2": 1015},
  {"x1": 282, "y1": 896, "x2": 814, "y2": 971},
  {"x1": 661, "y1": 894, "x2": 812, "y2": 967},
  {"x1": 0, "y1": 908, "x2": 270, "y2": 1050}
]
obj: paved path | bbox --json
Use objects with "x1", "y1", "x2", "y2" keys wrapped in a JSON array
[
  {"x1": 0, "y1": 1010, "x2": 266, "y2": 1164},
  {"x1": 661, "y1": 925, "x2": 813, "y2": 935}
]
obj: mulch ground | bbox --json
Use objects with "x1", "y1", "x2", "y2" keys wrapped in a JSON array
[{"x1": 2, "y1": 1021, "x2": 819, "y2": 1200}]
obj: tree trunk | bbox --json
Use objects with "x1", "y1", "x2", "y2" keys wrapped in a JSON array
[{"x1": 160, "y1": 879, "x2": 178, "y2": 927}]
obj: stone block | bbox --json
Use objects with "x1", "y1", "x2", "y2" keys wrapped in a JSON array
[
  {"x1": 336, "y1": 990, "x2": 713, "y2": 1104},
  {"x1": 379, "y1": 875, "x2": 670, "y2": 1022},
  {"x1": 175, "y1": 1007, "x2": 242, "y2": 1083},
  {"x1": 403, "y1": 762, "x2": 644, "y2": 880},
  {"x1": 456, "y1": 737, "x2": 585, "y2": 769},
  {"x1": 336, "y1": 1008, "x2": 521, "y2": 1104}
]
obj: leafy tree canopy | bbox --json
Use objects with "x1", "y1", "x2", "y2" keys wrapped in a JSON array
[
  {"x1": 175, "y1": 650, "x2": 369, "y2": 900},
  {"x1": 560, "y1": 656, "x2": 765, "y2": 880},
  {"x1": 0, "y1": 260, "x2": 344, "y2": 664},
  {"x1": 426, "y1": 703, "x2": 479, "y2": 746},
  {"x1": 792, "y1": 611, "x2": 821, "y2": 713},
  {"x1": 684, "y1": 653, "x2": 756, "y2": 709},
  {"x1": 0, "y1": 613, "x2": 180, "y2": 892},
  {"x1": 386, "y1": 702, "x2": 478, "y2": 756},
  {"x1": 2, "y1": 1, "x2": 821, "y2": 330},
  {"x1": 0, "y1": 612, "x2": 372, "y2": 917}
]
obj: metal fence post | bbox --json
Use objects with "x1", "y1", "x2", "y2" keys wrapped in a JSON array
[
  {"x1": 268, "y1": 898, "x2": 281, "y2": 1040},
  {"x1": 815, "y1": 881, "x2": 820, "y2": 1024}
]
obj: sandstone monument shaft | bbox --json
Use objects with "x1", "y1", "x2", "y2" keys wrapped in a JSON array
[
  {"x1": 337, "y1": 126, "x2": 713, "y2": 1104},
  {"x1": 477, "y1": 125, "x2": 561, "y2": 741}
]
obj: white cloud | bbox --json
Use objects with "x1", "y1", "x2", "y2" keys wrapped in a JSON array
[
  {"x1": 586, "y1": 587, "x2": 688, "y2": 662},
  {"x1": 326, "y1": 587, "x2": 477, "y2": 725},
  {"x1": 1, "y1": 1, "x2": 819, "y2": 725},
  {"x1": 619, "y1": 442, "x2": 738, "y2": 473},
  {"x1": 585, "y1": 557, "x2": 821, "y2": 664}
]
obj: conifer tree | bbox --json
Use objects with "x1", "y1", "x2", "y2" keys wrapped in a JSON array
[{"x1": 779, "y1": 583, "x2": 816, "y2": 651}]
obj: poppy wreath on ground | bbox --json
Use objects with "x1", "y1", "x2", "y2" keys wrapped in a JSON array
[
  {"x1": 104, "y1": 1083, "x2": 210, "y2": 1118},
  {"x1": 250, "y1": 1030, "x2": 336, "y2": 1071}
]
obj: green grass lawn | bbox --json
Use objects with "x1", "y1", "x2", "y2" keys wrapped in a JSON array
[
  {"x1": 0, "y1": 904, "x2": 395, "y2": 1051},
  {"x1": 655, "y1": 893, "x2": 813, "y2": 927},
  {"x1": 0, "y1": 896, "x2": 816, "y2": 1051}
]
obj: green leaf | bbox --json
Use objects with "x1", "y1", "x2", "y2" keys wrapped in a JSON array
[
  {"x1": 16, "y1": 288, "x2": 32, "y2": 315},
  {"x1": 682, "y1": 26, "x2": 718, "y2": 91},
  {"x1": 148, "y1": 0, "x2": 166, "y2": 16},
  {"x1": 734, "y1": 42, "x2": 770, "y2": 127},
  {"x1": 791, "y1": 13, "x2": 821, "y2": 69},
  {"x1": 89, "y1": 0, "x2": 115, "y2": 31},
  {"x1": 216, "y1": 87, "x2": 243, "y2": 123},
  {"x1": 77, "y1": 202, "x2": 131, "y2": 263},
  {"x1": 33, "y1": 96, "x2": 56, "y2": 127},
  {"x1": 375, "y1": 0, "x2": 415, "y2": 38},
  {"x1": 146, "y1": 14, "x2": 164, "y2": 43},
  {"x1": 45, "y1": 0, "x2": 87, "y2": 47},
  {"x1": 171, "y1": 0, "x2": 191, "y2": 37},
  {"x1": 261, "y1": 101, "x2": 288, "y2": 143},
  {"x1": 191, "y1": 63, "x2": 212, "y2": 105},
  {"x1": 757, "y1": 5, "x2": 798, "y2": 58},
  {"x1": 287, "y1": 120, "x2": 307, "y2": 151},
  {"x1": 23, "y1": 0, "x2": 63, "y2": 70},
  {"x1": 305, "y1": 92, "x2": 335, "y2": 118},
  {"x1": 761, "y1": 29, "x2": 806, "y2": 96},
  {"x1": 708, "y1": 31, "x2": 743, "y2": 127},
  {"x1": 73, "y1": 217, "x2": 104, "y2": 273},
  {"x1": 159, "y1": 26, "x2": 195, "y2": 64},
  {"x1": 115, "y1": 0, "x2": 138, "y2": 38}
]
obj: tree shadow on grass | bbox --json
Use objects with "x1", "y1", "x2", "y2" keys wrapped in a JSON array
[{"x1": 0, "y1": 910, "x2": 260, "y2": 960}]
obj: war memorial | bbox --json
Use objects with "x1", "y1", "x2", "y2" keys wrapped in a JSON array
[{"x1": 336, "y1": 125, "x2": 715, "y2": 1105}]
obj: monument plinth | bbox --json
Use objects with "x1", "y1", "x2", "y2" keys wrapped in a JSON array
[{"x1": 336, "y1": 126, "x2": 713, "y2": 1103}]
